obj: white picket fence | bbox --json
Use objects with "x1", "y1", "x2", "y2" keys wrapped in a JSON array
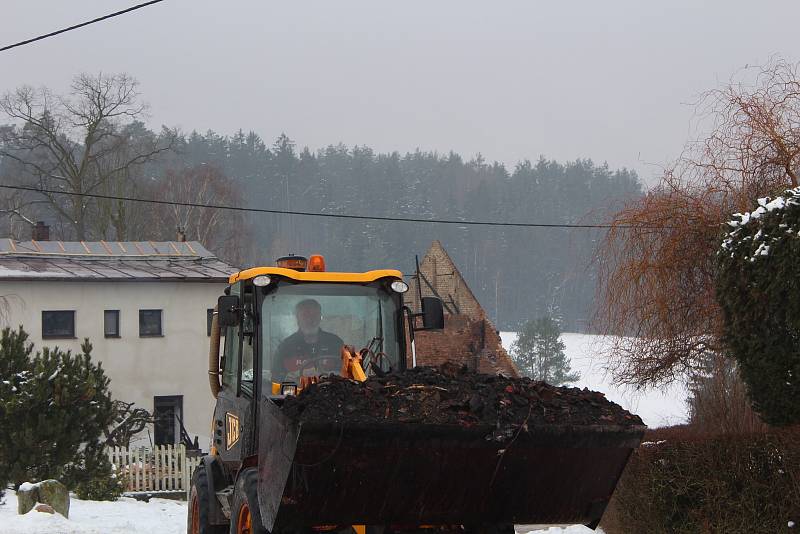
[{"x1": 107, "y1": 444, "x2": 201, "y2": 496}]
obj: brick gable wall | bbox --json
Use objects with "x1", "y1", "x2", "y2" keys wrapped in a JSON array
[{"x1": 406, "y1": 241, "x2": 519, "y2": 377}]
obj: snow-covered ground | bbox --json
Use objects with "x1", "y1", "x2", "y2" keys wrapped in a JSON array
[
  {"x1": 0, "y1": 491, "x2": 187, "y2": 534},
  {"x1": 501, "y1": 332, "x2": 688, "y2": 427},
  {"x1": 0, "y1": 491, "x2": 600, "y2": 534}
]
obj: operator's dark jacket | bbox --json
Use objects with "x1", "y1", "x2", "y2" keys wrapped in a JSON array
[{"x1": 275, "y1": 329, "x2": 344, "y2": 376}]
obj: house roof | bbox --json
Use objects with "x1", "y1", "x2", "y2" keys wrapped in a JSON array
[{"x1": 0, "y1": 240, "x2": 237, "y2": 282}]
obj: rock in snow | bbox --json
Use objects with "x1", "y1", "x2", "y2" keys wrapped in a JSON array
[
  {"x1": 16, "y1": 479, "x2": 69, "y2": 518},
  {"x1": 38, "y1": 479, "x2": 70, "y2": 518},
  {"x1": 16, "y1": 484, "x2": 38, "y2": 516},
  {"x1": 34, "y1": 503, "x2": 55, "y2": 514}
]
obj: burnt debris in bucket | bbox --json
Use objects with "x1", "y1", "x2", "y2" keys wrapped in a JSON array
[{"x1": 281, "y1": 363, "x2": 643, "y2": 440}]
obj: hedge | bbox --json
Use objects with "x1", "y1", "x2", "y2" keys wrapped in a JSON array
[{"x1": 601, "y1": 427, "x2": 800, "y2": 533}]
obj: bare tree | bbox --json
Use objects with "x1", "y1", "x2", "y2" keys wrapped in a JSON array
[
  {"x1": 153, "y1": 164, "x2": 246, "y2": 265},
  {"x1": 596, "y1": 59, "x2": 800, "y2": 388},
  {"x1": 104, "y1": 400, "x2": 154, "y2": 448},
  {"x1": 0, "y1": 73, "x2": 177, "y2": 240}
]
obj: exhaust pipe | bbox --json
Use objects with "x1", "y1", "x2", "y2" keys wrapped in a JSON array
[{"x1": 208, "y1": 305, "x2": 221, "y2": 398}]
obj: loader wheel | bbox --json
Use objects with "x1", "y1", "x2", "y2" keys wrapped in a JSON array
[
  {"x1": 188, "y1": 465, "x2": 227, "y2": 534},
  {"x1": 230, "y1": 468, "x2": 268, "y2": 534}
]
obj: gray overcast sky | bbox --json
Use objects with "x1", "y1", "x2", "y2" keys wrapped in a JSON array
[{"x1": 1, "y1": 1, "x2": 798, "y2": 183}]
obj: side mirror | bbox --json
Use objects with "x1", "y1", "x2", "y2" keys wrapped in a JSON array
[
  {"x1": 421, "y1": 297, "x2": 445, "y2": 330},
  {"x1": 217, "y1": 295, "x2": 241, "y2": 327}
]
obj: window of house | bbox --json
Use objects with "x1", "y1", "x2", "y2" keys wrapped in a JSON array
[
  {"x1": 207, "y1": 308, "x2": 214, "y2": 336},
  {"x1": 104, "y1": 310, "x2": 120, "y2": 338},
  {"x1": 42, "y1": 310, "x2": 75, "y2": 338},
  {"x1": 139, "y1": 309, "x2": 163, "y2": 337}
]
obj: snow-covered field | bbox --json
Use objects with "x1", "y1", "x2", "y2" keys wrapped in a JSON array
[
  {"x1": 500, "y1": 332, "x2": 688, "y2": 427},
  {"x1": 0, "y1": 491, "x2": 601, "y2": 534}
]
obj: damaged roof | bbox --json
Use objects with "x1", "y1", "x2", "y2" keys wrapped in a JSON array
[{"x1": 0, "y1": 240, "x2": 236, "y2": 282}]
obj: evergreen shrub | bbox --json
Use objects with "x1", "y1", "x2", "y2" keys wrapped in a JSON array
[
  {"x1": 716, "y1": 188, "x2": 800, "y2": 425},
  {"x1": 74, "y1": 464, "x2": 125, "y2": 501}
]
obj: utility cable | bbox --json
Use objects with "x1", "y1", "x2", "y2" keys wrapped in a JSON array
[
  {"x1": 0, "y1": 183, "x2": 668, "y2": 230},
  {"x1": 0, "y1": 0, "x2": 166, "y2": 53}
]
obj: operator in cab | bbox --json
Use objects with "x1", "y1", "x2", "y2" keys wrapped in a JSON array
[{"x1": 275, "y1": 299, "x2": 344, "y2": 380}]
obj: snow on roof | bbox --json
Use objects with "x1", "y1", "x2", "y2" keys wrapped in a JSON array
[{"x1": 0, "y1": 240, "x2": 237, "y2": 282}]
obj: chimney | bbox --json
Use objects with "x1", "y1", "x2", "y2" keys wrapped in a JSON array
[
  {"x1": 176, "y1": 227, "x2": 186, "y2": 242},
  {"x1": 32, "y1": 221, "x2": 50, "y2": 241}
]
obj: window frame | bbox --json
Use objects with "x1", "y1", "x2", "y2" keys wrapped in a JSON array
[
  {"x1": 42, "y1": 310, "x2": 76, "y2": 339},
  {"x1": 139, "y1": 309, "x2": 164, "y2": 337},
  {"x1": 240, "y1": 286, "x2": 256, "y2": 398},
  {"x1": 104, "y1": 309, "x2": 121, "y2": 338}
]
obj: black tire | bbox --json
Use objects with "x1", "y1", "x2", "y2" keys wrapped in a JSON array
[
  {"x1": 188, "y1": 465, "x2": 227, "y2": 534},
  {"x1": 230, "y1": 468, "x2": 268, "y2": 534}
]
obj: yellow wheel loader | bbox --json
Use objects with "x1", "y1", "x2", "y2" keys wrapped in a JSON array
[{"x1": 188, "y1": 255, "x2": 644, "y2": 534}]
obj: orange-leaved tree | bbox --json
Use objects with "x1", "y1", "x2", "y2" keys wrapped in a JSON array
[{"x1": 595, "y1": 60, "x2": 800, "y2": 430}]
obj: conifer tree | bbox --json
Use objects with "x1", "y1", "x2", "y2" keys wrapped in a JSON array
[
  {"x1": 0, "y1": 327, "x2": 34, "y2": 499},
  {"x1": 511, "y1": 317, "x2": 580, "y2": 385},
  {"x1": 0, "y1": 329, "x2": 117, "y2": 488}
]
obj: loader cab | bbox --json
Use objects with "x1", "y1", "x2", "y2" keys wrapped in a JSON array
[
  {"x1": 260, "y1": 279, "x2": 406, "y2": 386},
  {"x1": 211, "y1": 259, "x2": 424, "y2": 460},
  {"x1": 221, "y1": 276, "x2": 410, "y2": 389}
]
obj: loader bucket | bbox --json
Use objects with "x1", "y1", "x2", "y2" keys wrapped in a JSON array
[{"x1": 257, "y1": 397, "x2": 644, "y2": 531}]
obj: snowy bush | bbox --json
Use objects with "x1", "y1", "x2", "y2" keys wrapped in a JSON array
[
  {"x1": 0, "y1": 328, "x2": 117, "y2": 491},
  {"x1": 716, "y1": 187, "x2": 800, "y2": 425},
  {"x1": 74, "y1": 466, "x2": 125, "y2": 501}
]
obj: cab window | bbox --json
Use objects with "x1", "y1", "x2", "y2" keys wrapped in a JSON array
[
  {"x1": 261, "y1": 282, "x2": 401, "y2": 385},
  {"x1": 221, "y1": 284, "x2": 241, "y2": 389}
]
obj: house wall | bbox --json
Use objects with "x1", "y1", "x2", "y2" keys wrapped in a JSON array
[
  {"x1": 411, "y1": 315, "x2": 519, "y2": 377},
  {"x1": 0, "y1": 280, "x2": 226, "y2": 449}
]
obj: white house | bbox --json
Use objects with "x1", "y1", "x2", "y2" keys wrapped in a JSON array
[{"x1": 0, "y1": 235, "x2": 237, "y2": 450}]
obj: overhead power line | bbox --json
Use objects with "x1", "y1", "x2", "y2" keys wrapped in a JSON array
[
  {"x1": 0, "y1": 0, "x2": 166, "y2": 53},
  {"x1": 0, "y1": 184, "x2": 667, "y2": 230}
]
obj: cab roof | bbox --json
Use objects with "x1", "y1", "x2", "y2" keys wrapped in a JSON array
[{"x1": 228, "y1": 267, "x2": 404, "y2": 284}]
